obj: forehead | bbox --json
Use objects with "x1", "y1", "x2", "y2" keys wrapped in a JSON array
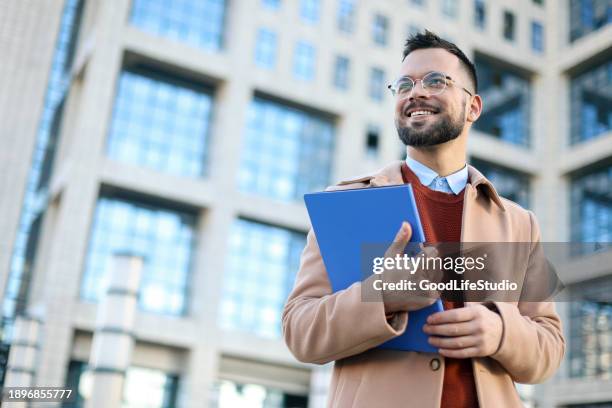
[{"x1": 398, "y1": 48, "x2": 464, "y2": 79}]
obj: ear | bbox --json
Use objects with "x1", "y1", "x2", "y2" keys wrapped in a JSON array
[{"x1": 467, "y1": 94, "x2": 483, "y2": 123}]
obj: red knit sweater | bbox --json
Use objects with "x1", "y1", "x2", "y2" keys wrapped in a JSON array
[{"x1": 401, "y1": 162, "x2": 479, "y2": 408}]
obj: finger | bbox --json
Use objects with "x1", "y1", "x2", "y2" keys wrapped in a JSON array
[
  {"x1": 438, "y1": 347, "x2": 482, "y2": 359},
  {"x1": 423, "y1": 321, "x2": 478, "y2": 337},
  {"x1": 427, "y1": 307, "x2": 476, "y2": 325},
  {"x1": 428, "y1": 335, "x2": 479, "y2": 349},
  {"x1": 394, "y1": 221, "x2": 412, "y2": 244},
  {"x1": 385, "y1": 222, "x2": 412, "y2": 256}
]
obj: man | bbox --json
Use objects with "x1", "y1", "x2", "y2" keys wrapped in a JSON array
[{"x1": 282, "y1": 31, "x2": 565, "y2": 407}]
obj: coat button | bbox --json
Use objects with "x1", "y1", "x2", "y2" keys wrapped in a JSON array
[{"x1": 430, "y1": 358, "x2": 441, "y2": 371}]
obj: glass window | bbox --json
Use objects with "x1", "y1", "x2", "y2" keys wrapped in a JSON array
[
  {"x1": 503, "y1": 10, "x2": 516, "y2": 41},
  {"x1": 300, "y1": 0, "x2": 320, "y2": 23},
  {"x1": 293, "y1": 41, "x2": 316, "y2": 81},
  {"x1": 219, "y1": 219, "x2": 306, "y2": 338},
  {"x1": 333, "y1": 55, "x2": 350, "y2": 90},
  {"x1": 63, "y1": 361, "x2": 87, "y2": 407},
  {"x1": 262, "y1": 0, "x2": 280, "y2": 10},
  {"x1": 55, "y1": 0, "x2": 85, "y2": 78},
  {"x1": 569, "y1": 0, "x2": 612, "y2": 42},
  {"x1": 531, "y1": 21, "x2": 544, "y2": 52},
  {"x1": 442, "y1": 0, "x2": 459, "y2": 18},
  {"x1": 470, "y1": 159, "x2": 530, "y2": 208},
  {"x1": 123, "y1": 367, "x2": 180, "y2": 407},
  {"x1": 63, "y1": 361, "x2": 179, "y2": 408},
  {"x1": 570, "y1": 59, "x2": 612, "y2": 144},
  {"x1": 254, "y1": 28, "x2": 277, "y2": 69},
  {"x1": 37, "y1": 98, "x2": 66, "y2": 191},
  {"x1": 366, "y1": 125, "x2": 380, "y2": 158},
  {"x1": 372, "y1": 14, "x2": 389, "y2": 46},
  {"x1": 474, "y1": 55, "x2": 531, "y2": 146},
  {"x1": 337, "y1": 0, "x2": 356, "y2": 33},
  {"x1": 106, "y1": 69, "x2": 212, "y2": 178},
  {"x1": 3, "y1": 214, "x2": 43, "y2": 323},
  {"x1": 212, "y1": 379, "x2": 308, "y2": 408},
  {"x1": 569, "y1": 276, "x2": 612, "y2": 380},
  {"x1": 369, "y1": 67, "x2": 385, "y2": 102},
  {"x1": 474, "y1": 0, "x2": 486, "y2": 29},
  {"x1": 81, "y1": 195, "x2": 196, "y2": 316},
  {"x1": 571, "y1": 165, "x2": 612, "y2": 243},
  {"x1": 130, "y1": 0, "x2": 226, "y2": 50},
  {"x1": 238, "y1": 97, "x2": 335, "y2": 201}
]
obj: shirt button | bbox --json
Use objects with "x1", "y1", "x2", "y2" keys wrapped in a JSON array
[{"x1": 430, "y1": 358, "x2": 441, "y2": 371}]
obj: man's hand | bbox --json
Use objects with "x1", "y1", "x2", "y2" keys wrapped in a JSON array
[
  {"x1": 423, "y1": 303, "x2": 503, "y2": 358},
  {"x1": 379, "y1": 221, "x2": 441, "y2": 313}
]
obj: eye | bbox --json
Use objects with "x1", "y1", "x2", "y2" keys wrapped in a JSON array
[
  {"x1": 425, "y1": 76, "x2": 447, "y2": 88},
  {"x1": 397, "y1": 81, "x2": 414, "y2": 93}
]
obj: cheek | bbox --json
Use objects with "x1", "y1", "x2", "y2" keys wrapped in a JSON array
[
  {"x1": 444, "y1": 101, "x2": 462, "y2": 118},
  {"x1": 394, "y1": 101, "x2": 404, "y2": 116}
]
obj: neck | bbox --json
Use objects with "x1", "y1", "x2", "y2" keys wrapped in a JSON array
[{"x1": 406, "y1": 136, "x2": 467, "y2": 176}]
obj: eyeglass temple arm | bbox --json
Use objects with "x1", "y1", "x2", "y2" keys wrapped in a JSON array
[{"x1": 445, "y1": 76, "x2": 474, "y2": 96}]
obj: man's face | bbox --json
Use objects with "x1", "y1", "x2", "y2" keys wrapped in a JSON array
[{"x1": 394, "y1": 48, "x2": 472, "y2": 147}]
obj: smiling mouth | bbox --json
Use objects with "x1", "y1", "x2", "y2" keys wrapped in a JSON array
[
  {"x1": 409, "y1": 111, "x2": 435, "y2": 119},
  {"x1": 404, "y1": 108, "x2": 440, "y2": 118}
]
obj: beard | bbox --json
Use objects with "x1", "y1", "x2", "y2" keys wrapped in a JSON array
[{"x1": 396, "y1": 105, "x2": 466, "y2": 147}]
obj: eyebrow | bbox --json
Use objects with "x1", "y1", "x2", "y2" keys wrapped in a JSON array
[{"x1": 397, "y1": 71, "x2": 439, "y2": 80}]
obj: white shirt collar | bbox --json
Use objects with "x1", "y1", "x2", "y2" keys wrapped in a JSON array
[{"x1": 404, "y1": 155, "x2": 468, "y2": 195}]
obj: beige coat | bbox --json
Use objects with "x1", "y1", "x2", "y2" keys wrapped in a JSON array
[{"x1": 282, "y1": 161, "x2": 565, "y2": 408}]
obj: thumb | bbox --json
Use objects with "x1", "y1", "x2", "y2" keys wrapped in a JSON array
[{"x1": 386, "y1": 221, "x2": 412, "y2": 256}]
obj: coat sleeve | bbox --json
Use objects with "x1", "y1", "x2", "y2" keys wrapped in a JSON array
[
  {"x1": 282, "y1": 228, "x2": 408, "y2": 364},
  {"x1": 490, "y1": 211, "x2": 566, "y2": 383}
]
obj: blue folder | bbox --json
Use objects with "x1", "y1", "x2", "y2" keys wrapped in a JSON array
[{"x1": 304, "y1": 184, "x2": 443, "y2": 353}]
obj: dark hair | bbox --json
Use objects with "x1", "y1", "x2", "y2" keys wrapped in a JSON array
[{"x1": 402, "y1": 30, "x2": 478, "y2": 94}]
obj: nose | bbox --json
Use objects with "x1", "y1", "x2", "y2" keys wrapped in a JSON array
[{"x1": 407, "y1": 79, "x2": 429, "y2": 101}]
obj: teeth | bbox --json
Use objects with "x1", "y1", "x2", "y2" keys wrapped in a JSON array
[{"x1": 410, "y1": 110, "x2": 434, "y2": 117}]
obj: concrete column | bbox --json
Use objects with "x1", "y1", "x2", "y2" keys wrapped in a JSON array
[
  {"x1": 0, "y1": 0, "x2": 64, "y2": 300},
  {"x1": 85, "y1": 254, "x2": 143, "y2": 408},
  {"x1": 4, "y1": 312, "x2": 43, "y2": 388}
]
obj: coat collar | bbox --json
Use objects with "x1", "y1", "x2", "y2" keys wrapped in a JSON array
[{"x1": 341, "y1": 160, "x2": 506, "y2": 211}]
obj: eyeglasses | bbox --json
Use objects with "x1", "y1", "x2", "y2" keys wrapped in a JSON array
[{"x1": 387, "y1": 71, "x2": 474, "y2": 98}]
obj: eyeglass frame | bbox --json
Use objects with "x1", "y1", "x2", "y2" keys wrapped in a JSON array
[{"x1": 387, "y1": 71, "x2": 474, "y2": 98}]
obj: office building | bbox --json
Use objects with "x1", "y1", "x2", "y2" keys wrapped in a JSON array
[{"x1": 0, "y1": 0, "x2": 610, "y2": 406}]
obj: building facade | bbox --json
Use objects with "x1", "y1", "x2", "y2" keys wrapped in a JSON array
[{"x1": 0, "y1": 0, "x2": 610, "y2": 406}]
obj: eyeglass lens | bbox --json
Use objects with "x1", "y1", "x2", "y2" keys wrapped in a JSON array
[{"x1": 395, "y1": 72, "x2": 447, "y2": 96}]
